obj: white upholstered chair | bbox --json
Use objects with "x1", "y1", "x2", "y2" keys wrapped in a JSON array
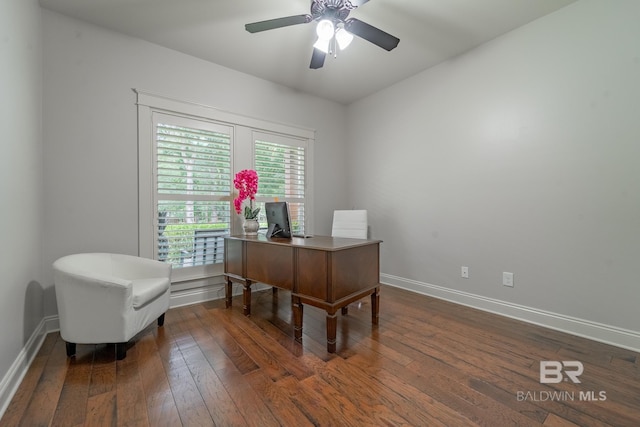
[
  {"x1": 53, "y1": 253, "x2": 171, "y2": 360},
  {"x1": 331, "y1": 209, "x2": 368, "y2": 239}
]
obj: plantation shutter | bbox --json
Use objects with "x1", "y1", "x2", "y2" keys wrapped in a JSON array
[
  {"x1": 254, "y1": 132, "x2": 306, "y2": 234},
  {"x1": 154, "y1": 114, "x2": 232, "y2": 269}
]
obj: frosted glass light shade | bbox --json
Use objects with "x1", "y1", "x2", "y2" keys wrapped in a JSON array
[
  {"x1": 313, "y1": 37, "x2": 330, "y2": 53},
  {"x1": 316, "y1": 19, "x2": 334, "y2": 40},
  {"x1": 335, "y1": 28, "x2": 353, "y2": 50}
]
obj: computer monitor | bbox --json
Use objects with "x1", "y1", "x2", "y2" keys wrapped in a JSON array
[{"x1": 265, "y1": 202, "x2": 293, "y2": 238}]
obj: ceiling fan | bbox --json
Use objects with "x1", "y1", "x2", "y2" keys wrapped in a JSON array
[{"x1": 245, "y1": 0, "x2": 400, "y2": 69}]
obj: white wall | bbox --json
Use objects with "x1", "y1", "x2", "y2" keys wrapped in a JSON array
[
  {"x1": 41, "y1": 10, "x2": 350, "y2": 315},
  {"x1": 0, "y1": 0, "x2": 44, "y2": 398},
  {"x1": 347, "y1": 0, "x2": 640, "y2": 345}
]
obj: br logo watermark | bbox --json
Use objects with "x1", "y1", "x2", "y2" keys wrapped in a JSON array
[
  {"x1": 540, "y1": 361, "x2": 583, "y2": 383},
  {"x1": 515, "y1": 360, "x2": 607, "y2": 402}
]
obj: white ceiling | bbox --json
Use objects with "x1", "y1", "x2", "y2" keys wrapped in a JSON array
[{"x1": 38, "y1": 0, "x2": 577, "y2": 105}]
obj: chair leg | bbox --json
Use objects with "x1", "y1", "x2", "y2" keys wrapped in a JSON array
[
  {"x1": 65, "y1": 342, "x2": 76, "y2": 357},
  {"x1": 115, "y1": 343, "x2": 127, "y2": 360},
  {"x1": 158, "y1": 313, "x2": 165, "y2": 327}
]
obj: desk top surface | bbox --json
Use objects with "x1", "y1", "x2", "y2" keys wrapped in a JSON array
[{"x1": 226, "y1": 234, "x2": 381, "y2": 251}]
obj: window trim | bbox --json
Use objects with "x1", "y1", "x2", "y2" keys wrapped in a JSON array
[{"x1": 136, "y1": 90, "x2": 315, "y2": 283}]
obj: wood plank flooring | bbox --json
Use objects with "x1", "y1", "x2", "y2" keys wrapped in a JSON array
[{"x1": 2, "y1": 285, "x2": 639, "y2": 426}]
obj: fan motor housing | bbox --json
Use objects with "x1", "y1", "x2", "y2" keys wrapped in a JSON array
[{"x1": 311, "y1": 0, "x2": 351, "y2": 22}]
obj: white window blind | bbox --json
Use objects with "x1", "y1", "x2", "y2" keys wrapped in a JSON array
[
  {"x1": 254, "y1": 133, "x2": 306, "y2": 234},
  {"x1": 155, "y1": 116, "x2": 232, "y2": 269}
]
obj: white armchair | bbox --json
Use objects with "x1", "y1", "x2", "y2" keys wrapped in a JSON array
[{"x1": 53, "y1": 253, "x2": 171, "y2": 360}]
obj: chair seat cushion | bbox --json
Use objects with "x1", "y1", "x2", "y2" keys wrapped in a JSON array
[{"x1": 131, "y1": 277, "x2": 170, "y2": 308}]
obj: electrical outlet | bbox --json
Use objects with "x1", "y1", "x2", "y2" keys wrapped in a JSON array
[
  {"x1": 461, "y1": 266, "x2": 469, "y2": 279},
  {"x1": 503, "y1": 272, "x2": 514, "y2": 287}
]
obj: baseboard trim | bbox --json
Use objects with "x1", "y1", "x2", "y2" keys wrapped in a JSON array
[
  {"x1": 0, "y1": 315, "x2": 59, "y2": 419},
  {"x1": 169, "y1": 282, "x2": 271, "y2": 308},
  {"x1": 381, "y1": 273, "x2": 640, "y2": 353}
]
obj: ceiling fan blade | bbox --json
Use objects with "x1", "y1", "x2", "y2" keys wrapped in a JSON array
[
  {"x1": 344, "y1": 18, "x2": 400, "y2": 51},
  {"x1": 310, "y1": 48, "x2": 326, "y2": 69},
  {"x1": 245, "y1": 14, "x2": 312, "y2": 33}
]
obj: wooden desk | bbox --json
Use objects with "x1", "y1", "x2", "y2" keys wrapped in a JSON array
[{"x1": 224, "y1": 235, "x2": 381, "y2": 353}]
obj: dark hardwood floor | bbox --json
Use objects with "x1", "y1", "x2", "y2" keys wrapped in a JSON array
[{"x1": 2, "y1": 285, "x2": 639, "y2": 426}]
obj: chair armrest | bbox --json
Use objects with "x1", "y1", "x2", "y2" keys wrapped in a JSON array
[
  {"x1": 111, "y1": 254, "x2": 172, "y2": 280},
  {"x1": 53, "y1": 268, "x2": 136, "y2": 343},
  {"x1": 53, "y1": 269, "x2": 133, "y2": 308}
]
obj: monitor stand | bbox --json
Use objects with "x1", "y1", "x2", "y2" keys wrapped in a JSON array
[{"x1": 267, "y1": 223, "x2": 283, "y2": 238}]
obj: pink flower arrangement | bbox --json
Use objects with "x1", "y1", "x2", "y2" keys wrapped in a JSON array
[{"x1": 233, "y1": 169, "x2": 260, "y2": 219}]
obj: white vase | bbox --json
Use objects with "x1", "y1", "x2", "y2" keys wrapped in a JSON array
[{"x1": 243, "y1": 218, "x2": 259, "y2": 236}]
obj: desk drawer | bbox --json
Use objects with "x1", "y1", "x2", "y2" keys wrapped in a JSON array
[
  {"x1": 245, "y1": 242, "x2": 293, "y2": 290},
  {"x1": 295, "y1": 248, "x2": 328, "y2": 301}
]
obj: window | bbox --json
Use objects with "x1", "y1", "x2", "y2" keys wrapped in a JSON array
[
  {"x1": 254, "y1": 133, "x2": 307, "y2": 235},
  {"x1": 155, "y1": 116, "x2": 232, "y2": 269},
  {"x1": 137, "y1": 91, "x2": 315, "y2": 284}
]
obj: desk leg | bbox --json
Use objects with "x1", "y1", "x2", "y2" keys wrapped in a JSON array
[
  {"x1": 243, "y1": 280, "x2": 253, "y2": 316},
  {"x1": 326, "y1": 310, "x2": 338, "y2": 353},
  {"x1": 292, "y1": 296, "x2": 303, "y2": 343},
  {"x1": 371, "y1": 286, "x2": 380, "y2": 325},
  {"x1": 225, "y1": 278, "x2": 233, "y2": 309}
]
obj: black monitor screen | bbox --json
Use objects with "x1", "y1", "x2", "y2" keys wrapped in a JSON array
[{"x1": 265, "y1": 202, "x2": 292, "y2": 238}]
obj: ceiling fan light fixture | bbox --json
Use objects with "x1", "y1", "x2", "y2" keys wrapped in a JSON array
[
  {"x1": 335, "y1": 28, "x2": 353, "y2": 50},
  {"x1": 244, "y1": 0, "x2": 400, "y2": 70},
  {"x1": 316, "y1": 19, "x2": 335, "y2": 40}
]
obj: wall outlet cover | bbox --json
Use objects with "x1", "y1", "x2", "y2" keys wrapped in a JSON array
[
  {"x1": 503, "y1": 272, "x2": 514, "y2": 287},
  {"x1": 461, "y1": 266, "x2": 469, "y2": 279}
]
